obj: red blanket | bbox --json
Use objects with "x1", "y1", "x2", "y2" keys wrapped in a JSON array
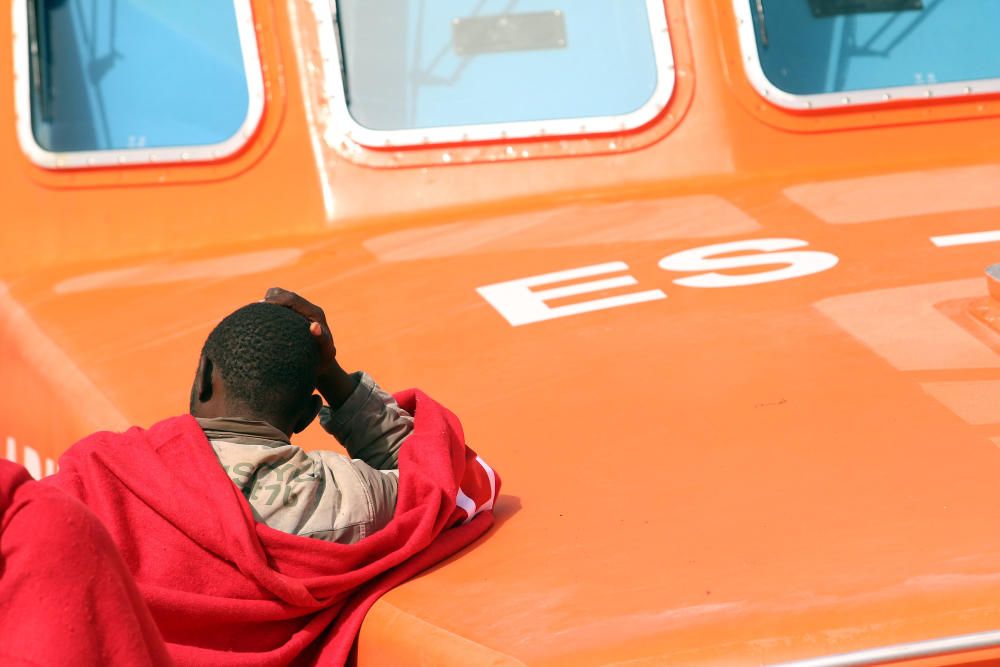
[
  {"x1": 45, "y1": 390, "x2": 496, "y2": 665},
  {"x1": 0, "y1": 459, "x2": 172, "y2": 666}
]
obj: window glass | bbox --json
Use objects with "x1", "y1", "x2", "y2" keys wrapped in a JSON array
[
  {"x1": 748, "y1": 0, "x2": 1000, "y2": 96},
  {"x1": 28, "y1": 0, "x2": 251, "y2": 152},
  {"x1": 336, "y1": 0, "x2": 660, "y2": 131}
]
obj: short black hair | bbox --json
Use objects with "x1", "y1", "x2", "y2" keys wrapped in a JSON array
[{"x1": 201, "y1": 302, "x2": 320, "y2": 424}]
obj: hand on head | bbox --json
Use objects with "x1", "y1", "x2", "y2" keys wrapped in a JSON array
[
  {"x1": 263, "y1": 287, "x2": 337, "y2": 374},
  {"x1": 262, "y1": 288, "x2": 358, "y2": 410}
]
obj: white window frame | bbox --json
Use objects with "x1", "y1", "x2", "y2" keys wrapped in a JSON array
[
  {"x1": 12, "y1": 0, "x2": 266, "y2": 169},
  {"x1": 732, "y1": 0, "x2": 1000, "y2": 110},
  {"x1": 310, "y1": 0, "x2": 676, "y2": 148}
]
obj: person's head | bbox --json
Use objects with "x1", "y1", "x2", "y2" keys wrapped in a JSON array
[{"x1": 189, "y1": 302, "x2": 322, "y2": 435}]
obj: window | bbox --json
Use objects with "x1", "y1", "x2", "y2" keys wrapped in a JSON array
[
  {"x1": 15, "y1": 0, "x2": 264, "y2": 168},
  {"x1": 734, "y1": 0, "x2": 1000, "y2": 109},
  {"x1": 329, "y1": 0, "x2": 675, "y2": 146}
]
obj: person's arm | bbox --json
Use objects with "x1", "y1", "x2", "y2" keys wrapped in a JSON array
[
  {"x1": 320, "y1": 364, "x2": 498, "y2": 525},
  {"x1": 263, "y1": 288, "x2": 412, "y2": 469},
  {"x1": 315, "y1": 361, "x2": 358, "y2": 411},
  {"x1": 262, "y1": 287, "x2": 499, "y2": 537},
  {"x1": 317, "y1": 364, "x2": 412, "y2": 469}
]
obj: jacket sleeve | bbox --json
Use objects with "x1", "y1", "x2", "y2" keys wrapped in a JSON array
[
  {"x1": 317, "y1": 372, "x2": 410, "y2": 537},
  {"x1": 321, "y1": 374, "x2": 500, "y2": 532},
  {"x1": 319, "y1": 371, "x2": 412, "y2": 470}
]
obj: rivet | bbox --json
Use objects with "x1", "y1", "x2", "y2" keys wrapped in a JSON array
[{"x1": 442, "y1": 152, "x2": 452, "y2": 163}]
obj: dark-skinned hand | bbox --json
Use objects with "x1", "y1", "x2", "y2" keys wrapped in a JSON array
[
  {"x1": 263, "y1": 287, "x2": 336, "y2": 371},
  {"x1": 263, "y1": 287, "x2": 358, "y2": 408}
]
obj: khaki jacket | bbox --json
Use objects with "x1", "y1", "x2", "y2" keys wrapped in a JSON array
[{"x1": 198, "y1": 372, "x2": 413, "y2": 544}]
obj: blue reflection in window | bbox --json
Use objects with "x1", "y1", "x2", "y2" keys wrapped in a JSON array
[
  {"x1": 29, "y1": 0, "x2": 251, "y2": 152},
  {"x1": 337, "y1": 0, "x2": 659, "y2": 131},
  {"x1": 749, "y1": 0, "x2": 1000, "y2": 95}
]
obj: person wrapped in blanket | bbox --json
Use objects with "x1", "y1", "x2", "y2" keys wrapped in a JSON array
[
  {"x1": 45, "y1": 288, "x2": 500, "y2": 665},
  {"x1": 199, "y1": 288, "x2": 497, "y2": 543}
]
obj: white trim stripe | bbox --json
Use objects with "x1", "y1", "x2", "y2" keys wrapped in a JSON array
[
  {"x1": 931, "y1": 231, "x2": 1000, "y2": 247},
  {"x1": 455, "y1": 456, "x2": 499, "y2": 524},
  {"x1": 476, "y1": 456, "x2": 497, "y2": 513},
  {"x1": 767, "y1": 629, "x2": 1000, "y2": 667},
  {"x1": 456, "y1": 489, "x2": 477, "y2": 524}
]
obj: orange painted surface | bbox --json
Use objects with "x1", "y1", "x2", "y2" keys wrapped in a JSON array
[{"x1": 4, "y1": 1, "x2": 1000, "y2": 665}]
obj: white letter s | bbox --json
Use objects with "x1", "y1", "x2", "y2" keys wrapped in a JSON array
[{"x1": 659, "y1": 238, "x2": 839, "y2": 288}]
